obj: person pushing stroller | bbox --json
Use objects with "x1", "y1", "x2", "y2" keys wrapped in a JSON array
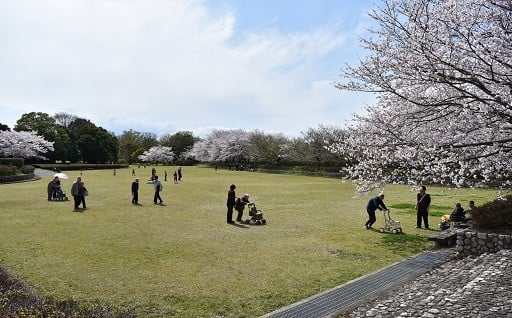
[
  {"x1": 235, "y1": 193, "x2": 251, "y2": 223},
  {"x1": 365, "y1": 193, "x2": 388, "y2": 229}
]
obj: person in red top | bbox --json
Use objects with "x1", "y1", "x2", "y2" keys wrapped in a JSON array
[{"x1": 416, "y1": 186, "x2": 431, "y2": 229}]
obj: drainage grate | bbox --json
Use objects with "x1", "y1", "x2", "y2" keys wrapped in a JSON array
[{"x1": 261, "y1": 250, "x2": 454, "y2": 318}]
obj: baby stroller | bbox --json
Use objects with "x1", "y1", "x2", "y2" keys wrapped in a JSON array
[
  {"x1": 244, "y1": 202, "x2": 266, "y2": 225},
  {"x1": 439, "y1": 215, "x2": 451, "y2": 231},
  {"x1": 379, "y1": 209, "x2": 402, "y2": 234}
]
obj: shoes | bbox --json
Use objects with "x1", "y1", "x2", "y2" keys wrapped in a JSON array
[
  {"x1": 416, "y1": 226, "x2": 421, "y2": 228},
  {"x1": 227, "y1": 221, "x2": 235, "y2": 224}
]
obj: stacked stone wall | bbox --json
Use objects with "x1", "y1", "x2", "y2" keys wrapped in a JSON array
[{"x1": 456, "y1": 230, "x2": 512, "y2": 257}]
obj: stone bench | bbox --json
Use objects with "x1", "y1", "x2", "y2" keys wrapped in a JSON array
[{"x1": 428, "y1": 229, "x2": 458, "y2": 247}]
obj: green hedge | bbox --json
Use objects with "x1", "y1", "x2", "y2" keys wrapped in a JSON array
[
  {"x1": 0, "y1": 165, "x2": 18, "y2": 176},
  {"x1": 0, "y1": 158, "x2": 24, "y2": 168},
  {"x1": 20, "y1": 165, "x2": 35, "y2": 174},
  {"x1": 34, "y1": 163, "x2": 129, "y2": 171}
]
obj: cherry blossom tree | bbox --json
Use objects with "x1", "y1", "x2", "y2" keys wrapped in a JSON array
[
  {"x1": 0, "y1": 130, "x2": 54, "y2": 159},
  {"x1": 187, "y1": 129, "x2": 250, "y2": 162},
  {"x1": 334, "y1": 0, "x2": 512, "y2": 191},
  {"x1": 138, "y1": 146, "x2": 175, "y2": 164},
  {"x1": 245, "y1": 131, "x2": 288, "y2": 164}
]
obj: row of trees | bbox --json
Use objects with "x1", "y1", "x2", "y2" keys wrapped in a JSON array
[
  {"x1": 0, "y1": 112, "x2": 346, "y2": 169},
  {"x1": 11, "y1": 112, "x2": 118, "y2": 164},
  {"x1": 188, "y1": 126, "x2": 346, "y2": 169}
]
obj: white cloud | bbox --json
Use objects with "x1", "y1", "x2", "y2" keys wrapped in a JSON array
[{"x1": 0, "y1": 0, "x2": 374, "y2": 137}]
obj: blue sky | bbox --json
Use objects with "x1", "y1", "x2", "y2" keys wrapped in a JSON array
[{"x1": 0, "y1": 0, "x2": 379, "y2": 137}]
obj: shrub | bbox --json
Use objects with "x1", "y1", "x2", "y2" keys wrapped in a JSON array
[
  {"x1": 20, "y1": 165, "x2": 35, "y2": 174},
  {"x1": 472, "y1": 194, "x2": 512, "y2": 234},
  {"x1": 0, "y1": 158, "x2": 24, "y2": 168},
  {"x1": 0, "y1": 267, "x2": 138, "y2": 318},
  {"x1": 0, "y1": 165, "x2": 18, "y2": 176},
  {"x1": 34, "y1": 163, "x2": 129, "y2": 171}
]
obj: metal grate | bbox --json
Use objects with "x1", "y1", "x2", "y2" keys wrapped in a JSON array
[{"x1": 261, "y1": 250, "x2": 454, "y2": 318}]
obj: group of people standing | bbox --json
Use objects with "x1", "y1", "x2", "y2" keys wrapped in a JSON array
[
  {"x1": 49, "y1": 166, "x2": 184, "y2": 210},
  {"x1": 226, "y1": 184, "x2": 251, "y2": 224},
  {"x1": 365, "y1": 185, "x2": 434, "y2": 230},
  {"x1": 130, "y1": 167, "x2": 184, "y2": 205},
  {"x1": 131, "y1": 174, "x2": 164, "y2": 205}
]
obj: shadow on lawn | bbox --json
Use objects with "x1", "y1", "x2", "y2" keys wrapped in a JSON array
[{"x1": 229, "y1": 222, "x2": 250, "y2": 229}]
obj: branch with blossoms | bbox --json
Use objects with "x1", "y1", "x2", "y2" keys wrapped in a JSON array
[
  {"x1": 334, "y1": 0, "x2": 512, "y2": 193},
  {"x1": 0, "y1": 130, "x2": 54, "y2": 160}
]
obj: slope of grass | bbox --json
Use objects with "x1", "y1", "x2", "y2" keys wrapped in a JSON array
[{"x1": 0, "y1": 166, "x2": 499, "y2": 317}]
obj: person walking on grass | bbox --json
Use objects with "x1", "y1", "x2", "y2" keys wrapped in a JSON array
[
  {"x1": 152, "y1": 175, "x2": 163, "y2": 205},
  {"x1": 416, "y1": 186, "x2": 431, "y2": 229},
  {"x1": 365, "y1": 193, "x2": 387, "y2": 229},
  {"x1": 80, "y1": 181, "x2": 88, "y2": 208},
  {"x1": 71, "y1": 176, "x2": 87, "y2": 210},
  {"x1": 131, "y1": 178, "x2": 139, "y2": 204}
]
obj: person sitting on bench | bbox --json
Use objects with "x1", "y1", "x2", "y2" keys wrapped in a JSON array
[{"x1": 450, "y1": 203, "x2": 466, "y2": 223}]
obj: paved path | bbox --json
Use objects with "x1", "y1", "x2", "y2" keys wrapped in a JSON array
[
  {"x1": 261, "y1": 249, "x2": 456, "y2": 318},
  {"x1": 35, "y1": 168, "x2": 57, "y2": 177}
]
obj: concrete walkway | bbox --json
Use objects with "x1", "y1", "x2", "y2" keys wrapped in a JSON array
[{"x1": 261, "y1": 249, "x2": 456, "y2": 318}]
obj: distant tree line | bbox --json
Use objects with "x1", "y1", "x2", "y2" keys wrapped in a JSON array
[{"x1": 0, "y1": 112, "x2": 348, "y2": 170}]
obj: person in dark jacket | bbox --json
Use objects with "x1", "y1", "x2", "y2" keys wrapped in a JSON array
[
  {"x1": 450, "y1": 202, "x2": 466, "y2": 222},
  {"x1": 226, "y1": 184, "x2": 236, "y2": 224},
  {"x1": 71, "y1": 176, "x2": 86, "y2": 210},
  {"x1": 365, "y1": 193, "x2": 387, "y2": 229},
  {"x1": 235, "y1": 194, "x2": 250, "y2": 222},
  {"x1": 131, "y1": 178, "x2": 139, "y2": 204},
  {"x1": 416, "y1": 186, "x2": 431, "y2": 229}
]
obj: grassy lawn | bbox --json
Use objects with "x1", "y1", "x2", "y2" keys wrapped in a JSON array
[{"x1": 0, "y1": 166, "x2": 499, "y2": 317}]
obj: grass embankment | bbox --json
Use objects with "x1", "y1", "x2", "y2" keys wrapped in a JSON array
[{"x1": 0, "y1": 166, "x2": 499, "y2": 317}]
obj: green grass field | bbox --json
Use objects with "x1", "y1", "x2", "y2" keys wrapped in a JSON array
[{"x1": 0, "y1": 166, "x2": 499, "y2": 317}]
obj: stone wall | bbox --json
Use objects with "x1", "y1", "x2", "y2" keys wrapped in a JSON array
[{"x1": 456, "y1": 230, "x2": 512, "y2": 257}]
